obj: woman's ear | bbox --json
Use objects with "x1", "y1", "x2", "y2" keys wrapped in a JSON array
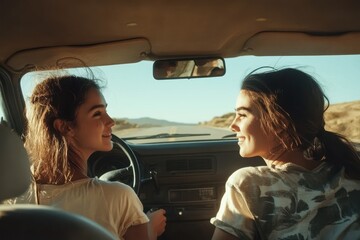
[{"x1": 53, "y1": 119, "x2": 74, "y2": 136}]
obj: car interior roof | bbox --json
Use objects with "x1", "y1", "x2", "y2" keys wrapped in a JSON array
[{"x1": 1, "y1": 0, "x2": 360, "y2": 71}]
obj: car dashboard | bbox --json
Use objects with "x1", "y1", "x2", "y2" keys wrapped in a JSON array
[{"x1": 88, "y1": 138, "x2": 264, "y2": 240}]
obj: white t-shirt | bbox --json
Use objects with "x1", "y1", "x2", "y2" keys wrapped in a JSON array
[{"x1": 6, "y1": 178, "x2": 149, "y2": 239}]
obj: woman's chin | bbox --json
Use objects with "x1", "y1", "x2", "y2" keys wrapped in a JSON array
[
  {"x1": 239, "y1": 149, "x2": 256, "y2": 158},
  {"x1": 103, "y1": 142, "x2": 113, "y2": 151},
  {"x1": 239, "y1": 149, "x2": 247, "y2": 157}
]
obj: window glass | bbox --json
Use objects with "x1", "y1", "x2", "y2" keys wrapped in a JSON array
[
  {"x1": 0, "y1": 90, "x2": 7, "y2": 123},
  {"x1": 21, "y1": 55, "x2": 360, "y2": 144}
]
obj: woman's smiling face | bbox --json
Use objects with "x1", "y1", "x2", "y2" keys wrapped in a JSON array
[
  {"x1": 68, "y1": 88, "x2": 115, "y2": 159},
  {"x1": 229, "y1": 90, "x2": 276, "y2": 158}
]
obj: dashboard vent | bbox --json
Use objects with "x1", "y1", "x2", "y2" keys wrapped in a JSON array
[{"x1": 166, "y1": 158, "x2": 214, "y2": 173}]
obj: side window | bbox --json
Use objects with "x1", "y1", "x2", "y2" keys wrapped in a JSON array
[{"x1": 0, "y1": 89, "x2": 7, "y2": 123}]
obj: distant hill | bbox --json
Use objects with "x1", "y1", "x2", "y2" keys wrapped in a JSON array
[
  {"x1": 112, "y1": 101, "x2": 359, "y2": 143},
  {"x1": 201, "y1": 100, "x2": 360, "y2": 143},
  {"x1": 113, "y1": 117, "x2": 193, "y2": 131}
]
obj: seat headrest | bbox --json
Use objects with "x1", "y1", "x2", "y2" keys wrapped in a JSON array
[{"x1": 0, "y1": 124, "x2": 31, "y2": 201}]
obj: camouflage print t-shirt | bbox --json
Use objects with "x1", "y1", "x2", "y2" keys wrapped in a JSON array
[{"x1": 211, "y1": 162, "x2": 360, "y2": 239}]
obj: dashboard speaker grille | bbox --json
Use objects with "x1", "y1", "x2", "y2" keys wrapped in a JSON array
[{"x1": 166, "y1": 158, "x2": 213, "y2": 173}]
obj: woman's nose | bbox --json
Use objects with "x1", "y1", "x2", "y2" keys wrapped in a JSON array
[
  {"x1": 106, "y1": 114, "x2": 115, "y2": 127},
  {"x1": 229, "y1": 117, "x2": 239, "y2": 132}
]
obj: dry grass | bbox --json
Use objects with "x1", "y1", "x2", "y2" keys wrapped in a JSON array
[
  {"x1": 324, "y1": 101, "x2": 360, "y2": 143},
  {"x1": 201, "y1": 100, "x2": 360, "y2": 143}
]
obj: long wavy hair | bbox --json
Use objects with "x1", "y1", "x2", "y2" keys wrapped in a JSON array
[
  {"x1": 241, "y1": 68, "x2": 360, "y2": 179},
  {"x1": 24, "y1": 75, "x2": 102, "y2": 184}
]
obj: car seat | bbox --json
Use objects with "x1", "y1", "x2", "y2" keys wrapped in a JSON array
[{"x1": 0, "y1": 123, "x2": 116, "y2": 240}]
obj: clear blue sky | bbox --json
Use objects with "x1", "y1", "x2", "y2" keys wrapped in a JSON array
[
  {"x1": 22, "y1": 55, "x2": 360, "y2": 124},
  {"x1": 97, "y1": 55, "x2": 360, "y2": 123}
]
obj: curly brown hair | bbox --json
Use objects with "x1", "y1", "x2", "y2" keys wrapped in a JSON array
[{"x1": 25, "y1": 75, "x2": 102, "y2": 184}]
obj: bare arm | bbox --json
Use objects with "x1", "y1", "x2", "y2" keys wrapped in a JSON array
[
  {"x1": 146, "y1": 209, "x2": 167, "y2": 238},
  {"x1": 124, "y1": 223, "x2": 149, "y2": 240},
  {"x1": 123, "y1": 209, "x2": 166, "y2": 240},
  {"x1": 212, "y1": 228, "x2": 239, "y2": 240}
]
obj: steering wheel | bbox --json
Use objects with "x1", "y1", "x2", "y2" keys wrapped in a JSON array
[{"x1": 98, "y1": 135, "x2": 141, "y2": 194}]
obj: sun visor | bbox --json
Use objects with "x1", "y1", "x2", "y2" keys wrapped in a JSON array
[
  {"x1": 240, "y1": 32, "x2": 360, "y2": 56},
  {"x1": 6, "y1": 38, "x2": 151, "y2": 71}
]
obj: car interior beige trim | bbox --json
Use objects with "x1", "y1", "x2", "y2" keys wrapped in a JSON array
[{"x1": 6, "y1": 38, "x2": 151, "y2": 72}]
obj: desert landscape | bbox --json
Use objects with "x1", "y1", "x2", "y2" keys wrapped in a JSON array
[
  {"x1": 113, "y1": 100, "x2": 359, "y2": 144},
  {"x1": 201, "y1": 100, "x2": 360, "y2": 143}
]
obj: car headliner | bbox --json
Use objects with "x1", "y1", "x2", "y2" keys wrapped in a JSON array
[{"x1": 1, "y1": 0, "x2": 360, "y2": 71}]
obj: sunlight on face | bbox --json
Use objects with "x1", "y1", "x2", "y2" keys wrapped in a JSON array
[
  {"x1": 230, "y1": 90, "x2": 275, "y2": 158},
  {"x1": 69, "y1": 88, "x2": 114, "y2": 158}
]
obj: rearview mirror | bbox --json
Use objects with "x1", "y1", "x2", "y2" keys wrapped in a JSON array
[{"x1": 153, "y1": 57, "x2": 225, "y2": 79}]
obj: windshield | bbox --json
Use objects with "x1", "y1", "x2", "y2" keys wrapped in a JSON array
[{"x1": 21, "y1": 55, "x2": 360, "y2": 144}]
